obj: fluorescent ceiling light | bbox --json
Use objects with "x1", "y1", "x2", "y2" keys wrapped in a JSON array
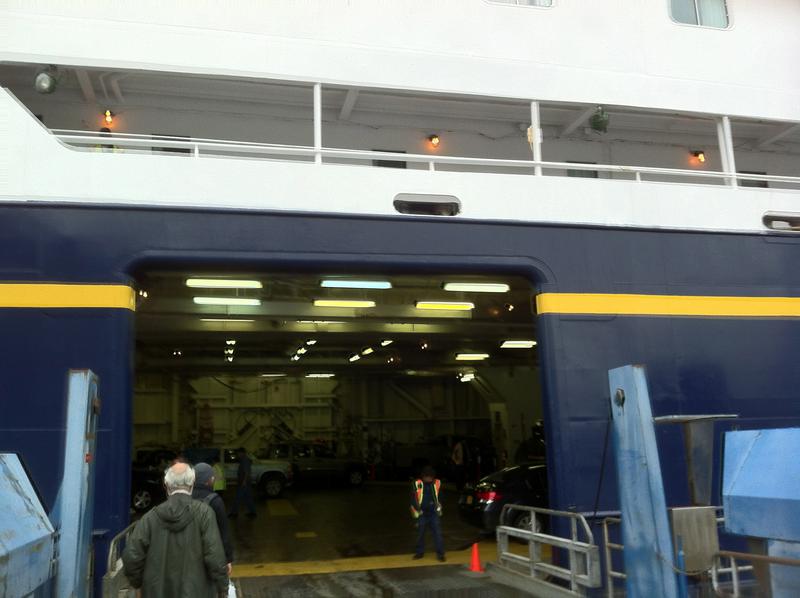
[
  {"x1": 380, "y1": 340, "x2": 393, "y2": 347},
  {"x1": 361, "y1": 347, "x2": 374, "y2": 355},
  {"x1": 501, "y1": 340, "x2": 537, "y2": 349},
  {"x1": 186, "y1": 278, "x2": 262, "y2": 289},
  {"x1": 297, "y1": 320, "x2": 345, "y2": 325},
  {"x1": 416, "y1": 301, "x2": 474, "y2": 311},
  {"x1": 455, "y1": 353, "x2": 490, "y2": 361},
  {"x1": 443, "y1": 283, "x2": 510, "y2": 293},
  {"x1": 260, "y1": 373, "x2": 286, "y2": 378},
  {"x1": 296, "y1": 347, "x2": 308, "y2": 355},
  {"x1": 290, "y1": 355, "x2": 300, "y2": 361},
  {"x1": 193, "y1": 297, "x2": 261, "y2": 306},
  {"x1": 349, "y1": 354, "x2": 361, "y2": 362},
  {"x1": 306, "y1": 373, "x2": 335, "y2": 378},
  {"x1": 201, "y1": 318, "x2": 255, "y2": 323},
  {"x1": 321, "y1": 280, "x2": 392, "y2": 290},
  {"x1": 314, "y1": 299, "x2": 376, "y2": 308},
  {"x1": 305, "y1": 339, "x2": 318, "y2": 345}
]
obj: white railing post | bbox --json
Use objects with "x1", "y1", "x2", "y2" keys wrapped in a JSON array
[
  {"x1": 193, "y1": 143, "x2": 199, "y2": 158},
  {"x1": 314, "y1": 83, "x2": 322, "y2": 164},
  {"x1": 716, "y1": 116, "x2": 737, "y2": 187},
  {"x1": 530, "y1": 101, "x2": 543, "y2": 176},
  {"x1": 428, "y1": 161, "x2": 435, "y2": 172}
]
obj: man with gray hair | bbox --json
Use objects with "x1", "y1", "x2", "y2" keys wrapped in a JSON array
[{"x1": 123, "y1": 462, "x2": 229, "y2": 597}]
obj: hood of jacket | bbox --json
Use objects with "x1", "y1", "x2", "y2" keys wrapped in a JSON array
[{"x1": 153, "y1": 493, "x2": 195, "y2": 532}]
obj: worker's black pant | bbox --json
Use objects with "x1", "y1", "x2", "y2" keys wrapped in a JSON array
[{"x1": 415, "y1": 512, "x2": 444, "y2": 557}]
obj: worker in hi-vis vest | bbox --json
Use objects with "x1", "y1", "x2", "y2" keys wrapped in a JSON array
[{"x1": 409, "y1": 465, "x2": 445, "y2": 561}]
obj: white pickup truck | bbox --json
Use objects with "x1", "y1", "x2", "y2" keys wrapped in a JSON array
[{"x1": 185, "y1": 447, "x2": 293, "y2": 497}]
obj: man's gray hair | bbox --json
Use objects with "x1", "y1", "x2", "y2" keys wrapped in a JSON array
[{"x1": 164, "y1": 462, "x2": 195, "y2": 493}]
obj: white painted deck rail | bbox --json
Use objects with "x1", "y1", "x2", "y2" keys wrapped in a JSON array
[{"x1": 52, "y1": 129, "x2": 800, "y2": 191}]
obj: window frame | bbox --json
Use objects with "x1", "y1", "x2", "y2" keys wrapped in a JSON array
[
  {"x1": 668, "y1": 0, "x2": 732, "y2": 31},
  {"x1": 483, "y1": 0, "x2": 555, "y2": 10}
]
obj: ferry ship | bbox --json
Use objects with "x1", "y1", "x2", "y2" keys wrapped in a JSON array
[{"x1": 1, "y1": 0, "x2": 799, "y2": 592}]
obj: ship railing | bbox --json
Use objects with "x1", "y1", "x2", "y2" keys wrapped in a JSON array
[
  {"x1": 102, "y1": 522, "x2": 137, "y2": 598},
  {"x1": 493, "y1": 504, "x2": 601, "y2": 597},
  {"x1": 51, "y1": 129, "x2": 800, "y2": 190}
]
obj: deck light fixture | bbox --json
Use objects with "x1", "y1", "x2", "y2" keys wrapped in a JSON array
[
  {"x1": 305, "y1": 339, "x2": 318, "y2": 345},
  {"x1": 296, "y1": 347, "x2": 308, "y2": 355},
  {"x1": 380, "y1": 340, "x2": 393, "y2": 347},
  {"x1": 306, "y1": 373, "x2": 335, "y2": 378},
  {"x1": 320, "y1": 280, "x2": 392, "y2": 290},
  {"x1": 225, "y1": 340, "x2": 237, "y2": 346},
  {"x1": 193, "y1": 297, "x2": 261, "y2": 307},
  {"x1": 187, "y1": 278, "x2": 263, "y2": 289},
  {"x1": 455, "y1": 353, "x2": 490, "y2": 361},
  {"x1": 349, "y1": 354, "x2": 361, "y2": 362},
  {"x1": 427, "y1": 134, "x2": 441, "y2": 148},
  {"x1": 104, "y1": 110, "x2": 114, "y2": 125},
  {"x1": 501, "y1": 340, "x2": 537, "y2": 349},
  {"x1": 260, "y1": 373, "x2": 286, "y2": 378},
  {"x1": 313, "y1": 299, "x2": 376, "y2": 308},
  {"x1": 297, "y1": 320, "x2": 345, "y2": 325},
  {"x1": 290, "y1": 355, "x2": 300, "y2": 361},
  {"x1": 691, "y1": 150, "x2": 706, "y2": 164},
  {"x1": 415, "y1": 301, "x2": 475, "y2": 311},
  {"x1": 443, "y1": 283, "x2": 510, "y2": 293},
  {"x1": 34, "y1": 66, "x2": 59, "y2": 94},
  {"x1": 361, "y1": 347, "x2": 374, "y2": 356}
]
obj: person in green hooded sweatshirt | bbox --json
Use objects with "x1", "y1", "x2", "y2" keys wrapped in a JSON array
[{"x1": 123, "y1": 462, "x2": 229, "y2": 597}]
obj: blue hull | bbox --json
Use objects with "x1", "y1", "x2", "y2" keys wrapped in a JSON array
[{"x1": 2, "y1": 204, "x2": 800, "y2": 580}]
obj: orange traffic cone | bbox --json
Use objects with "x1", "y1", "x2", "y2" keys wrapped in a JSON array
[{"x1": 468, "y1": 542, "x2": 484, "y2": 573}]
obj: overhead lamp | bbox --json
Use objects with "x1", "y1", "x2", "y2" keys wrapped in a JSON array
[
  {"x1": 305, "y1": 339, "x2": 318, "y2": 346},
  {"x1": 172, "y1": 350, "x2": 182, "y2": 357},
  {"x1": 387, "y1": 357, "x2": 396, "y2": 364},
  {"x1": 456, "y1": 353, "x2": 490, "y2": 361},
  {"x1": 187, "y1": 278, "x2": 262, "y2": 289},
  {"x1": 193, "y1": 297, "x2": 261, "y2": 306},
  {"x1": 349, "y1": 354, "x2": 361, "y2": 362},
  {"x1": 224, "y1": 348, "x2": 235, "y2": 355},
  {"x1": 690, "y1": 150, "x2": 706, "y2": 164},
  {"x1": 415, "y1": 301, "x2": 474, "y2": 311},
  {"x1": 296, "y1": 347, "x2": 308, "y2": 355},
  {"x1": 443, "y1": 283, "x2": 510, "y2": 293},
  {"x1": 313, "y1": 299, "x2": 376, "y2": 308},
  {"x1": 290, "y1": 355, "x2": 300, "y2": 361},
  {"x1": 260, "y1": 373, "x2": 286, "y2": 378},
  {"x1": 427, "y1": 134, "x2": 441, "y2": 148},
  {"x1": 459, "y1": 372, "x2": 475, "y2": 382},
  {"x1": 226, "y1": 356, "x2": 234, "y2": 362},
  {"x1": 225, "y1": 340, "x2": 237, "y2": 346},
  {"x1": 297, "y1": 320, "x2": 345, "y2": 325},
  {"x1": 104, "y1": 110, "x2": 114, "y2": 125},
  {"x1": 501, "y1": 340, "x2": 537, "y2": 349},
  {"x1": 361, "y1": 347, "x2": 374, "y2": 356},
  {"x1": 34, "y1": 66, "x2": 59, "y2": 94},
  {"x1": 137, "y1": 289, "x2": 149, "y2": 298},
  {"x1": 420, "y1": 341, "x2": 429, "y2": 350},
  {"x1": 201, "y1": 318, "x2": 255, "y2": 323},
  {"x1": 321, "y1": 280, "x2": 392, "y2": 290},
  {"x1": 380, "y1": 340, "x2": 393, "y2": 347},
  {"x1": 306, "y1": 373, "x2": 335, "y2": 378}
]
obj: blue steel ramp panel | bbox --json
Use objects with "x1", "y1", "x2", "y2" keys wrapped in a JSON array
[
  {"x1": 723, "y1": 428, "x2": 800, "y2": 542},
  {"x1": 609, "y1": 365, "x2": 679, "y2": 598},
  {"x1": 0, "y1": 453, "x2": 55, "y2": 596}
]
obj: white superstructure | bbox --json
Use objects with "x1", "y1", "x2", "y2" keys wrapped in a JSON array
[{"x1": 1, "y1": 0, "x2": 799, "y2": 231}]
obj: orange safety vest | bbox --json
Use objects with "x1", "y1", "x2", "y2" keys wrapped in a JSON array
[{"x1": 410, "y1": 478, "x2": 441, "y2": 518}]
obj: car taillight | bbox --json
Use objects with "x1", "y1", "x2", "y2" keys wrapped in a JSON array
[{"x1": 477, "y1": 490, "x2": 502, "y2": 502}]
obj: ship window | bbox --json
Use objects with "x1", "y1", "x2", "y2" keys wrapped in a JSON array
[
  {"x1": 739, "y1": 171, "x2": 769, "y2": 189},
  {"x1": 566, "y1": 161, "x2": 599, "y2": 179},
  {"x1": 486, "y1": 0, "x2": 553, "y2": 7},
  {"x1": 670, "y1": 0, "x2": 729, "y2": 28}
]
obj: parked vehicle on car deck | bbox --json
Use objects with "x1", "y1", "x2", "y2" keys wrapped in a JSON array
[
  {"x1": 260, "y1": 442, "x2": 367, "y2": 487},
  {"x1": 458, "y1": 463, "x2": 547, "y2": 534},
  {"x1": 184, "y1": 447, "x2": 293, "y2": 498}
]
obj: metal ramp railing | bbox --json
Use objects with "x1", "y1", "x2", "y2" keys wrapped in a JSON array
[
  {"x1": 101, "y1": 523, "x2": 137, "y2": 598},
  {"x1": 491, "y1": 504, "x2": 601, "y2": 597}
]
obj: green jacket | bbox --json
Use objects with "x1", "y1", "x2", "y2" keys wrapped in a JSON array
[{"x1": 122, "y1": 493, "x2": 229, "y2": 597}]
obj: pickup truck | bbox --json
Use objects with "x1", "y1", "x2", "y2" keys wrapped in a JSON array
[{"x1": 184, "y1": 447, "x2": 293, "y2": 497}]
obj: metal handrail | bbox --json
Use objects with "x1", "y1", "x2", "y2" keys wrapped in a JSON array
[
  {"x1": 51, "y1": 129, "x2": 800, "y2": 187},
  {"x1": 105, "y1": 523, "x2": 136, "y2": 573},
  {"x1": 495, "y1": 504, "x2": 601, "y2": 596}
]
